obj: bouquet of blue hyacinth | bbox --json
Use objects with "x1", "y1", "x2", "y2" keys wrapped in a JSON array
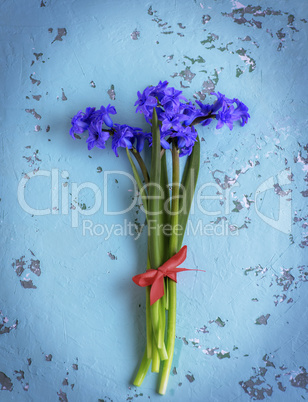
[{"x1": 69, "y1": 81, "x2": 250, "y2": 394}]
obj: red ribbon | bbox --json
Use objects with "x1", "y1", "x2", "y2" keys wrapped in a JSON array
[{"x1": 132, "y1": 245, "x2": 205, "y2": 305}]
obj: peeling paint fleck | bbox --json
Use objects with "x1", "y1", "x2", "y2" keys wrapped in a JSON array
[
  {"x1": 61, "y1": 89, "x2": 67, "y2": 101},
  {"x1": 57, "y1": 389, "x2": 68, "y2": 402},
  {"x1": 107, "y1": 252, "x2": 117, "y2": 260},
  {"x1": 14, "y1": 370, "x2": 24, "y2": 381},
  {"x1": 25, "y1": 108, "x2": 42, "y2": 120},
  {"x1": 202, "y1": 347, "x2": 219, "y2": 356},
  {"x1": 185, "y1": 373, "x2": 195, "y2": 383},
  {"x1": 290, "y1": 367, "x2": 308, "y2": 390},
  {"x1": 301, "y1": 190, "x2": 308, "y2": 197},
  {"x1": 107, "y1": 85, "x2": 116, "y2": 100},
  {"x1": 0, "y1": 311, "x2": 18, "y2": 335},
  {"x1": 23, "y1": 150, "x2": 41, "y2": 166},
  {"x1": 236, "y1": 48, "x2": 256, "y2": 72},
  {"x1": 62, "y1": 378, "x2": 68, "y2": 386},
  {"x1": 29, "y1": 259, "x2": 41, "y2": 276},
  {"x1": 202, "y1": 15, "x2": 211, "y2": 24},
  {"x1": 236, "y1": 67, "x2": 244, "y2": 77},
  {"x1": 197, "y1": 325, "x2": 209, "y2": 333},
  {"x1": 30, "y1": 74, "x2": 41, "y2": 86},
  {"x1": 33, "y1": 52, "x2": 43, "y2": 61},
  {"x1": 217, "y1": 351, "x2": 230, "y2": 359},
  {"x1": 0, "y1": 372, "x2": 13, "y2": 391},
  {"x1": 241, "y1": 354, "x2": 308, "y2": 399},
  {"x1": 274, "y1": 183, "x2": 291, "y2": 197},
  {"x1": 20, "y1": 279, "x2": 37, "y2": 289},
  {"x1": 255, "y1": 314, "x2": 270, "y2": 325},
  {"x1": 52, "y1": 28, "x2": 67, "y2": 44},
  {"x1": 181, "y1": 336, "x2": 188, "y2": 345},
  {"x1": 263, "y1": 354, "x2": 275, "y2": 368},
  {"x1": 194, "y1": 79, "x2": 215, "y2": 99},
  {"x1": 131, "y1": 29, "x2": 140, "y2": 40},
  {"x1": 215, "y1": 317, "x2": 226, "y2": 327},
  {"x1": 171, "y1": 67, "x2": 196, "y2": 84},
  {"x1": 239, "y1": 375, "x2": 273, "y2": 400},
  {"x1": 12, "y1": 256, "x2": 26, "y2": 276}
]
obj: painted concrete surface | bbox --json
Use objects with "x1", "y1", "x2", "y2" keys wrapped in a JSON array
[{"x1": 1, "y1": 0, "x2": 307, "y2": 401}]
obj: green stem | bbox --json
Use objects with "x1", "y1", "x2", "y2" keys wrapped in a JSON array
[
  {"x1": 151, "y1": 299, "x2": 168, "y2": 361},
  {"x1": 126, "y1": 148, "x2": 148, "y2": 214},
  {"x1": 131, "y1": 148, "x2": 150, "y2": 185},
  {"x1": 157, "y1": 300, "x2": 168, "y2": 359},
  {"x1": 133, "y1": 350, "x2": 151, "y2": 387},
  {"x1": 148, "y1": 108, "x2": 162, "y2": 269},
  {"x1": 147, "y1": 108, "x2": 168, "y2": 361},
  {"x1": 190, "y1": 114, "x2": 215, "y2": 126},
  {"x1": 145, "y1": 252, "x2": 152, "y2": 359},
  {"x1": 129, "y1": 152, "x2": 152, "y2": 385},
  {"x1": 158, "y1": 141, "x2": 180, "y2": 395},
  {"x1": 151, "y1": 337, "x2": 160, "y2": 373},
  {"x1": 134, "y1": 108, "x2": 167, "y2": 384},
  {"x1": 178, "y1": 135, "x2": 200, "y2": 245},
  {"x1": 169, "y1": 142, "x2": 180, "y2": 254},
  {"x1": 159, "y1": 279, "x2": 176, "y2": 394},
  {"x1": 133, "y1": 248, "x2": 152, "y2": 386}
]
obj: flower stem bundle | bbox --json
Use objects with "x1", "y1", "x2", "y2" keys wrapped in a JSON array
[{"x1": 69, "y1": 81, "x2": 250, "y2": 394}]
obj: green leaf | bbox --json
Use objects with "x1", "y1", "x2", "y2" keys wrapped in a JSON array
[
  {"x1": 178, "y1": 135, "x2": 200, "y2": 246},
  {"x1": 159, "y1": 151, "x2": 170, "y2": 261},
  {"x1": 148, "y1": 108, "x2": 164, "y2": 269},
  {"x1": 126, "y1": 148, "x2": 148, "y2": 216}
]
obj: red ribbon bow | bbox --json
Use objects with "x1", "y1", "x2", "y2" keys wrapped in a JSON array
[{"x1": 132, "y1": 245, "x2": 205, "y2": 305}]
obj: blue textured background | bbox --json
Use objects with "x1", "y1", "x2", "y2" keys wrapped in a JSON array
[{"x1": 1, "y1": 0, "x2": 307, "y2": 401}]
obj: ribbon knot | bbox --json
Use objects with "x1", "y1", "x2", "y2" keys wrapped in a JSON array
[{"x1": 132, "y1": 246, "x2": 205, "y2": 305}]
